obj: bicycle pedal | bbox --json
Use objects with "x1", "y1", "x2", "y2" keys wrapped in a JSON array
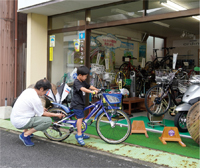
[
  {"x1": 171, "y1": 113, "x2": 175, "y2": 116},
  {"x1": 69, "y1": 128, "x2": 74, "y2": 133}
]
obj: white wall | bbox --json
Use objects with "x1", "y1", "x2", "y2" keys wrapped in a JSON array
[
  {"x1": 18, "y1": 0, "x2": 52, "y2": 9},
  {"x1": 167, "y1": 36, "x2": 199, "y2": 67},
  {"x1": 26, "y1": 13, "x2": 48, "y2": 87}
]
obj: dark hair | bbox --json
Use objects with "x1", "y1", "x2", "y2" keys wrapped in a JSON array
[
  {"x1": 77, "y1": 66, "x2": 90, "y2": 75},
  {"x1": 34, "y1": 79, "x2": 51, "y2": 90}
]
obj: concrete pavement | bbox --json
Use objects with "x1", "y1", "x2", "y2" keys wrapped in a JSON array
[{"x1": 0, "y1": 119, "x2": 199, "y2": 168}]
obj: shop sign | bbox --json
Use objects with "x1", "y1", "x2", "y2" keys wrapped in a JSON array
[
  {"x1": 121, "y1": 41, "x2": 134, "y2": 50},
  {"x1": 50, "y1": 35, "x2": 55, "y2": 47},
  {"x1": 173, "y1": 39, "x2": 199, "y2": 47},
  {"x1": 96, "y1": 33, "x2": 121, "y2": 49},
  {"x1": 79, "y1": 31, "x2": 85, "y2": 40},
  {"x1": 49, "y1": 47, "x2": 53, "y2": 61},
  {"x1": 73, "y1": 39, "x2": 80, "y2": 52}
]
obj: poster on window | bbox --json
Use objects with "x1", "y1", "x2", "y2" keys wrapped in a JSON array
[{"x1": 138, "y1": 43, "x2": 146, "y2": 62}]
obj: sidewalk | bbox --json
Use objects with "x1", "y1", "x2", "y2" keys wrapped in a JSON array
[{"x1": 0, "y1": 119, "x2": 199, "y2": 168}]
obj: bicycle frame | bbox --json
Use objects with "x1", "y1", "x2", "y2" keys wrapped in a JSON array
[{"x1": 50, "y1": 97, "x2": 121, "y2": 131}]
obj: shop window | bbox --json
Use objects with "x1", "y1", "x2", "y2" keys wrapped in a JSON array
[
  {"x1": 146, "y1": 36, "x2": 164, "y2": 62},
  {"x1": 51, "y1": 11, "x2": 85, "y2": 29},
  {"x1": 148, "y1": 0, "x2": 199, "y2": 16},
  {"x1": 49, "y1": 31, "x2": 84, "y2": 85},
  {"x1": 90, "y1": 1, "x2": 143, "y2": 24}
]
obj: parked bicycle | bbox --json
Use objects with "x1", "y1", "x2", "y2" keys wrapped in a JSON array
[
  {"x1": 145, "y1": 47, "x2": 175, "y2": 71},
  {"x1": 44, "y1": 89, "x2": 131, "y2": 144},
  {"x1": 144, "y1": 68, "x2": 184, "y2": 116},
  {"x1": 119, "y1": 56, "x2": 143, "y2": 79}
]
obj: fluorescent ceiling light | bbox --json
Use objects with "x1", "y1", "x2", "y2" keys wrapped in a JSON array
[
  {"x1": 161, "y1": 0, "x2": 186, "y2": 11},
  {"x1": 111, "y1": 8, "x2": 135, "y2": 17},
  {"x1": 138, "y1": 7, "x2": 164, "y2": 14},
  {"x1": 192, "y1": 15, "x2": 200, "y2": 21},
  {"x1": 153, "y1": 21, "x2": 170, "y2": 28}
]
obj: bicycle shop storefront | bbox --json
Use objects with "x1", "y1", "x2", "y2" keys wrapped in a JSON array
[{"x1": 47, "y1": 0, "x2": 200, "y2": 150}]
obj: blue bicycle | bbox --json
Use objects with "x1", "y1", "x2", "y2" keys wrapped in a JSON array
[{"x1": 44, "y1": 90, "x2": 131, "y2": 144}]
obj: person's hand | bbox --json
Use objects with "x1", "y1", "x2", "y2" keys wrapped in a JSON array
[
  {"x1": 44, "y1": 108, "x2": 48, "y2": 112},
  {"x1": 56, "y1": 113, "x2": 65, "y2": 119},
  {"x1": 94, "y1": 90, "x2": 99, "y2": 94}
]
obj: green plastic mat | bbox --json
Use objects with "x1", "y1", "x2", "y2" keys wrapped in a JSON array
[
  {"x1": 120, "y1": 116, "x2": 191, "y2": 137},
  {"x1": 85, "y1": 116, "x2": 199, "y2": 159}
]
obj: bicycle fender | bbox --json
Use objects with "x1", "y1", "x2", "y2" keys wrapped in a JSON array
[
  {"x1": 175, "y1": 103, "x2": 191, "y2": 112},
  {"x1": 51, "y1": 102, "x2": 71, "y2": 113}
]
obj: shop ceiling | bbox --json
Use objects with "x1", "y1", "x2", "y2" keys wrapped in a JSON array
[{"x1": 18, "y1": 0, "x2": 199, "y2": 38}]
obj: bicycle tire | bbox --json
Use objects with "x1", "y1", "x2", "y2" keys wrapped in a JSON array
[
  {"x1": 162, "y1": 58, "x2": 172, "y2": 69},
  {"x1": 96, "y1": 109, "x2": 131, "y2": 144},
  {"x1": 145, "y1": 84, "x2": 171, "y2": 116},
  {"x1": 119, "y1": 63, "x2": 133, "y2": 78},
  {"x1": 136, "y1": 76, "x2": 143, "y2": 96},
  {"x1": 43, "y1": 107, "x2": 71, "y2": 141}
]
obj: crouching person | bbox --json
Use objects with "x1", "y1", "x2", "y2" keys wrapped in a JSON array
[{"x1": 10, "y1": 79, "x2": 64, "y2": 146}]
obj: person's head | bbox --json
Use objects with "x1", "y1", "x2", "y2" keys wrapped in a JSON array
[
  {"x1": 77, "y1": 66, "x2": 90, "y2": 81},
  {"x1": 34, "y1": 79, "x2": 52, "y2": 96}
]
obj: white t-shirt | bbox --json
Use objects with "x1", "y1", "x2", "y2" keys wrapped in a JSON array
[{"x1": 10, "y1": 88, "x2": 44, "y2": 129}]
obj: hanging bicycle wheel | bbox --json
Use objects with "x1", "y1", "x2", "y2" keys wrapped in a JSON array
[
  {"x1": 96, "y1": 109, "x2": 131, "y2": 144},
  {"x1": 44, "y1": 107, "x2": 71, "y2": 141},
  {"x1": 145, "y1": 84, "x2": 171, "y2": 116}
]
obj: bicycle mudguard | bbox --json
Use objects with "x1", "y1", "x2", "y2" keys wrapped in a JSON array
[{"x1": 51, "y1": 102, "x2": 71, "y2": 113}]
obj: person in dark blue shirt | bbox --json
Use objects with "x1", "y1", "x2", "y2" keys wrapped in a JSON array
[{"x1": 71, "y1": 66, "x2": 99, "y2": 145}]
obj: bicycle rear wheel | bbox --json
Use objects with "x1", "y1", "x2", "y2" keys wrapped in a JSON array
[
  {"x1": 44, "y1": 107, "x2": 71, "y2": 141},
  {"x1": 119, "y1": 63, "x2": 132, "y2": 78},
  {"x1": 96, "y1": 109, "x2": 131, "y2": 144},
  {"x1": 145, "y1": 84, "x2": 171, "y2": 116}
]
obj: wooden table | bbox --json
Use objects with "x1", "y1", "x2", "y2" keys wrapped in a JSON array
[{"x1": 122, "y1": 97, "x2": 146, "y2": 115}]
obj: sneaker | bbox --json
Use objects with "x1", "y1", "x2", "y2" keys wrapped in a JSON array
[
  {"x1": 19, "y1": 133, "x2": 34, "y2": 146},
  {"x1": 82, "y1": 134, "x2": 90, "y2": 139},
  {"x1": 75, "y1": 134, "x2": 85, "y2": 146}
]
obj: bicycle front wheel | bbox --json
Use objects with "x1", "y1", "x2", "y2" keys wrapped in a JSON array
[
  {"x1": 145, "y1": 85, "x2": 171, "y2": 116},
  {"x1": 119, "y1": 63, "x2": 132, "y2": 78},
  {"x1": 96, "y1": 109, "x2": 131, "y2": 144},
  {"x1": 44, "y1": 107, "x2": 71, "y2": 141}
]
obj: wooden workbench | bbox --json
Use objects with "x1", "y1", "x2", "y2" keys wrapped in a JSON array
[{"x1": 122, "y1": 97, "x2": 146, "y2": 115}]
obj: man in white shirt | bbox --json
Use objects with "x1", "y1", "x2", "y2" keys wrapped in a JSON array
[{"x1": 10, "y1": 79, "x2": 64, "y2": 146}]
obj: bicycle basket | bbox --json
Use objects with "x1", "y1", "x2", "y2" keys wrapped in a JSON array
[
  {"x1": 178, "y1": 80, "x2": 190, "y2": 94},
  {"x1": 155, "y1": 69, "x2": 175, "y2": 83},
  {"x1": 102, "y1": 93, "x2": 122, "y2": 105}
]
